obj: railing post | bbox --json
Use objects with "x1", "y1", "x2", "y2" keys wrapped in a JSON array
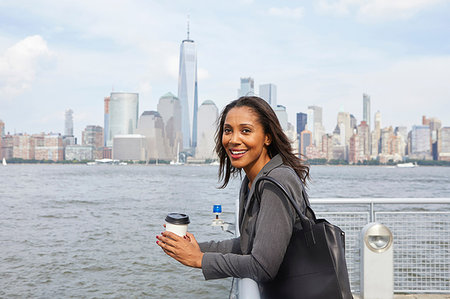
[{"x1": 370, "y1": 202, "x2": 375, "y2": 222}]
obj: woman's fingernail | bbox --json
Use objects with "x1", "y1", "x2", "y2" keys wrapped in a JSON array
[{"x1": 156, "y1": 240, "x2": 159, "y2": 244}]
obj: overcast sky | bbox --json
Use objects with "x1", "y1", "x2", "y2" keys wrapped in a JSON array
[{"x1": 1, "y1": 0, "x2": 449, "y2": 140}]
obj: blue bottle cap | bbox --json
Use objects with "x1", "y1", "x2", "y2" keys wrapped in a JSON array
[{"x1": 213, "y1": 205, "x2": 222, "y2": 213}]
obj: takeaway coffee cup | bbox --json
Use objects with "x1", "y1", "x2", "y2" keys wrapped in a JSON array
[{"x1": 165, "y1": 213, "x2": 190, "y2": 237}]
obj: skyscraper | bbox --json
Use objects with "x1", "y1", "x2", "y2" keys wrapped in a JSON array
[
  {"x1": 296, "y1": 113, "x2": 307, "y2": 134},
  {"x1": 196, "y1": 100, "x2": 219, "y2": 160},
  {"x1": 104, "y1": 96, "x2": 110, "y2": 146},
  {"x1": 65, "y1": 109, "x2": 74, "y2": 136},
  {"x1": 157, "y1": 92, "x2": 182, "y2": 159},
  {"x1": 238, "y1": 77, "x2": 254, "y2": 97},
  {"x1": 136, "y1": 111, "x2": 168, "y2": 160},
  {"x1": 0, "y1": 119, "x2": 5, "y2": 137},
  {"x1": 107, "y1": 92, "x2": 139, "y2": 147},
  {"x1": 178, "y1": 22, "x2": 198, "y2": 150},
  {"x1": 259, "y1": 83, "x2": 277, "y2": 108},
  {"x1": 307, "y1": 105, "x2": 324, "y2": 147},
  {"x1": 363, "y1": 93, "x2": 371, "y2": 131},
  {"x1": 274, "y1": 105, "x2": 288, "y2": 131}
]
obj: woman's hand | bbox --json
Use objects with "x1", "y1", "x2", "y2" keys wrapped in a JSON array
[{"x1": 156, "y1": 231, "x2": 204, "y2": 268}]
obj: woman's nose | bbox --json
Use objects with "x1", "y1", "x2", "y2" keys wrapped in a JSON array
[{"x1": 229, "y1": 132, "x2": 241, "y2": 144}]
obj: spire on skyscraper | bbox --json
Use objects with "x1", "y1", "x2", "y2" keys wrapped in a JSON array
[{"x1": 187, "y1": 15, "x2": 190, "y2": 40}]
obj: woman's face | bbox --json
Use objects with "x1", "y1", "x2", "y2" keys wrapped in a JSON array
[{"x1": 222, "y1": 106, "x2": 271, "y2": 178}]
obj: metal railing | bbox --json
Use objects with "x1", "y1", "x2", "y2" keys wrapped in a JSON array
[{"x1": 232, "y1": 198, "x2": 450, "y2": 298}]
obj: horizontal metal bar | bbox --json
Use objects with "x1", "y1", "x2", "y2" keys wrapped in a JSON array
[{"x1": 310, "y1": 198, "x2": 450, "y2": 204}]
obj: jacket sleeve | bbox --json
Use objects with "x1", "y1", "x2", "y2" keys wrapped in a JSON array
[
  {"x1": 198, "y1": 238, "x2": 241, "y2": 254},
  {"x1": 201, "y1": 181, "x2": 296, "y2": 282}
]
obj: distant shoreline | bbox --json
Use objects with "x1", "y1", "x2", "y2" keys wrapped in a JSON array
[{"x1": 3, "y1": 158, "x2": 450, "y2": 167}]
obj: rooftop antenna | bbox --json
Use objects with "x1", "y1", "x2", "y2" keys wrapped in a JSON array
[{"x1": 187, "y1": 15, "x2": 190, "y2": 40}]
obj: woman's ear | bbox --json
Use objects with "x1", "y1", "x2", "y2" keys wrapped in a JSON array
[{"x1": 265, "y1": 134, "x2": 272, "y2": 146}]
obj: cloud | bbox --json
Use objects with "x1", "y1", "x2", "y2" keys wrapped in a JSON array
[
  {"x1": 317, "y1": 0, "x2": 446, "y2": 20},
  {"x1": 0, "y1": 35, "x2": 54, "y2": 100},
  {"x1": 268, "y1": 7, "x2": 305, "y2": 19}
]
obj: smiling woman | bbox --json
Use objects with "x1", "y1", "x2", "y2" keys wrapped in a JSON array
[{"x1": 156, "y1": 97, "x2": 329, "y2": 298}]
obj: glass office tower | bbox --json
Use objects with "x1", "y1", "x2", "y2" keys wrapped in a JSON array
[
  {"x1": 107, "y1": 92, "x2": 139, "y2": 147},
  {"x1": 177, "y1": 27, "x2": 198, "y2": 150}
]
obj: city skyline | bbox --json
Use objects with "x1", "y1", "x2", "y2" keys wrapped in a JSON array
[{"x1": 0, "y1": 1, "x2": 449, "y2": 140}]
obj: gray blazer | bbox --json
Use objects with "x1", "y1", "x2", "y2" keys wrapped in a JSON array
[{"x1": 199, "y1": 154, "x2": 307, "y2": 283}]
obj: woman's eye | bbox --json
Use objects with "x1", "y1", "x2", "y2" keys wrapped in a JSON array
[
  {"x1": 224, "y1": 128, "x2": 232, "y2": 134},
  {"x1": 242, "y1": 129, "x2": 251, "y2": 133}
]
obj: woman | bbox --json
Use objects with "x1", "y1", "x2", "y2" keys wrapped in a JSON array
[{"x1": 156, "y1": 96, "x2": 310, "y2": 297}]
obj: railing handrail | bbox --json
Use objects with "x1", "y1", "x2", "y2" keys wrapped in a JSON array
[{"x1": 310, "y1": 198, "x2": 450, "y2": 204}]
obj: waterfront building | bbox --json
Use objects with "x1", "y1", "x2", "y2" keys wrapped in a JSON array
[
  {"x1": 332, "y1": 145, "x2": 346, "y2": 161},
  {"x1": 423, "y1": 116, "x2": 442, "y2": 160},
  {"x1": 305, "y1": 144, "x2": 325, "y2": 160},
  {"x1": 112, "y1": 134, "x2": 146, "y2": 161},
  {"x1": 296, "y1": 113, "x2": 308, "y2": 157},
  {"x1": 274, "y1": 105, "x2": 288, "y2": 132},
  {"x1": 196, "y1": 100, "x2": 219, "y2": 160},
  {"x1": 107, "y1": 92, "x2": 139, "y2": 147},
  {"x1": 300, "y1": 130, "x2": 312, "y2": 157},
  {"x1": 308, "y1": 106, "x2": 325, "y2": 147},
  {"x1": 337, "y1": 111, "x2": 351, "y2": 147},
  {"x1": 349, "y1": 133, "x2": 361, "y2": 164},
  {"x1": 65, "y1": 109, "x2": 74, "y2": 137},
  {"x1": 104, "y1": 96, "x2": 110, "y2": 146},
  {"x1": 65, "y1": 145, "x2": 94, "y2": 161},
  {"x1": 285, "y1": 122, "x2": 299, "y2": 155},
  {"x1": 34, "y1": 134, "x2": 64, "y2": 161},
  {"x1": 322, "y1": 134, "x2": 333, "y2": 161},
  {"x1": 157, "y1": 92, "x2": 182, "y2": 159},
  {"x1": 0, "y1": 119, "x2": 5, "y2": 137},
  {"x1": 238, "y1": 77, "x2": 254, "y2": 97},
  {"x1": 296, "y1": 113, "x2": 307, "y2": 134},
  {"x1": 394, "y1": 126, "x2": 408, "y2": 156},
  {"x1": 409, "y1": 125, "x2": 432, "y2": 160},
  {"x1": 178, "y1": 26, "x2": 198, "y2": 150},
  {"x1": 1, "y1": 134, "x2": 13, "y2": 160},
  {"x1": 380, "y1": 127, "x2": 393, "y2": 156},
  {"x1": 82, "y1": 125, "x2": 104, "y2": 159},
  {"x1": 82, "y1": 126, "x2": 103, "y2": 148},
  {"x1": 363, "y1": 93, "x2": 371, "y2": 131},
  {"x1": 13, "y1": 134, "x2": 35, "y2": 160},
  {"x1": 103, "y1": 147, "x2": 112, "y2": 159},
  {"x1": 357, "y1": 121, "x2": 370, "y2": 160},
  {"x1": 379, "y1": 126, "x2": 403, "y2": 163},
  {"x1": 350, "y1": 114, "x2": 357, "y2": 131},
  {"x1": 136, "y1": 111, "x2": 169, "y2": 161},
  {"x1": 371, "y1": 111, "x2": 381, "y2": 158},
  {"x1": 259, "y1": 83, "x2": 277, "y2": 108},
  {"x1": 438, "y1": 127, "x2": 450, "y2": 161}
]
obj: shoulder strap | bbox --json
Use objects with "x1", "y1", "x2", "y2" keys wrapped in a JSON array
[{"x1": 254, "y1": 176, "x2": 316, "y2": 246}]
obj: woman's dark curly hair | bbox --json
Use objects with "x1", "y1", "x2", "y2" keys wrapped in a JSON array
[{"x1": 215, "y1": 96, "x2": 309, "y2": 188}]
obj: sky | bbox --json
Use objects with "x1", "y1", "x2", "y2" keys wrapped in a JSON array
[{"x1": 0, "y1": 0, "x2": 449, "y2": 140}]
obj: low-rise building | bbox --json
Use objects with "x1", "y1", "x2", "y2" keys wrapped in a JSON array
[
  {"x1": 113, "y1": 134, "x2": 146, "y2": 161},
  {"x1": 65, "y1": 145, "x2": 94, "y2": 161}
]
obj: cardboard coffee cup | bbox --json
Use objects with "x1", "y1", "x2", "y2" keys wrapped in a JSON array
[{"x1": 165, "y1": 213, "x2": 190, "y2": 237}]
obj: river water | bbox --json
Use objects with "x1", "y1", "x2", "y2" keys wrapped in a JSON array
[{"x1": 1, "y1": 164, "x2": 450, "y2": 298}]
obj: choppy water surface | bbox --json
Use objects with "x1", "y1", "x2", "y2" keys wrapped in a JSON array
[{"x1": 1, "y1": 164, "x2": 449, "y2": 298}]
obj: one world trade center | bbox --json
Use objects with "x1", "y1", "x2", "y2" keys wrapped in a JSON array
[{"x1": 177, "y1": 22, "x2": 198, "y2": 151}]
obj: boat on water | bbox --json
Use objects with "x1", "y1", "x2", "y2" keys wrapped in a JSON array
[
  {"x1": 397, "y1": 162, "x2": 417, "y2": 168},
  {"x1": 170, "y1": 143, "x2": 184, "y2": 165},
  {"x1": 2, "y1": 157, "x2": 7, "y2": 166}
]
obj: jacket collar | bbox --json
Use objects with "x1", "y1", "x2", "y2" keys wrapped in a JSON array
[{"x1": 239, "y1": 154, "x2": 283, "y2": 226}]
